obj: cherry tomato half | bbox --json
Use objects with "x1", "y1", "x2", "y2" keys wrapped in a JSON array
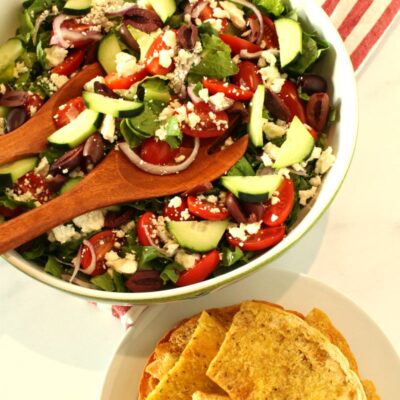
[
  {"x1": 104, "y1": 68, "x2": 149, "y2": 90},
  {"x1": 227, "y1": 225, "x2": 286, "y2": 251},
  {"x1": 278, "y1": 80, "x2": 306, "y2": 123},
  {"x1": 232, "y1": 61, "x2": 262, "y2": 92},
  {"x1": 176, "y1": 250, "x2": 220, "y2": 287},
  {"x1": 140, "y1": 138, "x2": 177, "y2": 165},
  {"x1": 14, "y1": 172, "x2": 53, "y2": 204},
  {"x1": 263, "y1": 178, "x2": 294, "y2": 227},
  {"x1": 80, "y1": 230, "x2": 116, "y2": 276},
  {"x1": 51, "y1": 48, "x2": 86, "y2": 76},
  {"x1": 163, "y1": 197, "x2": 193, "y2": 221},
  {"x1": 252, "y1": 15, "x2": 279, "y2": 49},
  {"x1": 202, "y1": 78, "x2": 254, "y2": 101},
  {"x1": 182, "y1": 102, "x2": 229, "y2": 138},
  {"x1": 0, "y1": 205, "x2": 23, "y2": 219},
  {"x1": 219, "y1": 33, "x2": 261, "y2": 55},
  {"x1": 137, "y1": 211, "x2": 157, "y2": 246},
  {"x1": 146, "y1": 33, "x2": 175, "y2": 76},
  {"x1": 59, "y1": 20, "x2": 98, "y2": 48},
  {"x1": 187, "y1": 195, "x2": 230, "y2": 220},
  {"x1": 53, "y1": 97, "x2": 86, "y2": 129}
]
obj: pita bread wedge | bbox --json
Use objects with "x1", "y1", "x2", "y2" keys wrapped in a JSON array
[
  {"x1": 144, "y1": 311, "x2": 228, "y2": 400},
  {"x1": 207, "y1": 301, "x2": 368, "y2": 400}
]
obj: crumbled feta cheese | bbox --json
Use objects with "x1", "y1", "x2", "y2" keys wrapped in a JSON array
[
  {"x1": 155, "y1": 216, "x2": 172, "y2": 243},
  {"x1": 174, "y1": 154, "x2": 186, "y2": 163},
  {"x1": 73, "y1": 210, "x2": 105, "y2": 233},
  {"x1": 5, "y1": 188, "x2": 36, "y2": 203},
  {"x1": 309, "y1": 175, "x2": 322, "y2": 187},
  {"x1": 315, "y1": 146, "x2": 335, "y2": 174},
  {"x1": 162, "y1": 30, "x2": 177, "y2": 48},
  {"x1": 105, "y1": 251, "x2": 138, "y2": 274},
  {"x1": 0, "y1": 84, "x2": 6, "y2": 95},
  {"x1": 263, "y1": 142, "x2": 280, "y2": 160},
  {"x1": 50, "y1": 224, "x2": 79, "y2": 244},
  {"x1": 84, "y1": 75, "x2": 106, "y2": 92},
  {"x1": 306, "y1": 146, "x2": 322, "y2": 162},
  {"x1": 164, "y1": 242, "x2": 180, "y2": 257},
  {"x1": 175, "y1": 250, "x2": 200, "y2": 270},
  {"x1": 213, "y1": 7, "x2": 229, "y2": 19},
  {"x1": 121, "y1": 220, "x2": 135, "y2": 233},
  {"x1": 115, "y1": 52, "x2": 141, "y2": 77},
  {"x1": 270, "y1": 214, "x2": 279, "y2": 222},
  {"x1": 292, "y1": 163, "x2": 306, "y2": 173},
  {"x1": 228, "y1": 222, "x2": 262, "y2": 241},
  {"x1": 34, "y1": 157, "x2": 50, "y2": 177},
  {"x1": 44, "y1": 46, "x2": 68, "y2": 67},
  {"x1": 209, "y1": 92, "x2": 232, "y2": 111},
  {"x1": 100, "y1": 114, "x2": 116, "y2": 143},
  {"x1": 79, "y1": 0, "x2": 126, "y2": 31},
  {"x1": 206, "y1": 195, "x2": 218, "y2": 204},
  {"x1": 155, "y1": 126, "x2": 168, "y2": 140},
  {"x1": 299, "y1": 186, "x2": 318, "y2": 206},
  {"x1": 13, "y1": 62, "x2": 28, "y2": 78},
  {"x1": 263, "y1": 121, "x2": 287, "y2": 140},
  {"x1": 204, "y1": 18, "x2": 223, "y2": 32},
  {"x1": 219, "y1": 1, "x2": 246, "y2": 29},
  {"x1": 180, "y1": 209, "x2": 191, "y2": 220},
  {"x1": 270, "y1": 194, "x2": 280, "y2": 205},
  {"x1": 277, "y1": 168, "x2": 291, "y2": 179},
  {"x1": 187, "y1": 112, "x2": 201, "y2": 128},
  {"x1": 259, "y1": 66, "x2": 286, "y2": 93},
  {"x1": 261, "y1": 152, "x2": 273, "y2": 167},
  {"x1": 168, "y1": 196, "x2": 182, "y2": 208},
  {"x1": 50, "y1": 73, "x2": 69, "y2": 89},
  {"x1": 158, "y1": 49, "x2": 174, "y2": 69},
  {"x1": 198, "y1": 88, "x2": 210, "y2": 102}
]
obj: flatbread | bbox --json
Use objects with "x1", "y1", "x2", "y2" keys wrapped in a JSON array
[
  {"x1": 145, "y1": 311, "x2": 227, "y2": 400},
  {"x1": 206, "y1": 301, "x2": 367, "y2": 400}
]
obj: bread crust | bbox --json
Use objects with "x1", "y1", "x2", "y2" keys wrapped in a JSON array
[{"x1": 138, "y1": 301, "x2": 379, "y2": 400}]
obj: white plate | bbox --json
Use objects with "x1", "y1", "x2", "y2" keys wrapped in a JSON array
[{"x1": 101, "y1": 267, "x2": 400, "y2": 399}]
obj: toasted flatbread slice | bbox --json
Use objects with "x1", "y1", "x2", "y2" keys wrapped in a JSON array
[
  {"x1": 192, "y1": 391, "x2": 230, "y2": 400},
  {"x1": 145, "y1": 311, "x2": 228, "y2": 400},
  {"x1": 207, "y1": 301, "x2": 368, "y2": 400}
]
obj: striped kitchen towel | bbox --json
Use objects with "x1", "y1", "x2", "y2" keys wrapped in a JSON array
[
  {"x1": 100, "y1": 0, "x2": 400, "y2": 330},
  {"x1": 318, "y1": 0, "x2": 400, "y2": 71}
]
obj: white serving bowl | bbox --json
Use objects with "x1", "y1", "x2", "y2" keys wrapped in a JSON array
[{"x1": 1, "y1": 0, "x2": 357, "y2": 304}]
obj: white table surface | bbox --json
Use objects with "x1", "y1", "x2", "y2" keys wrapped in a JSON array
[{"x1": 1, "y1": 18, "x2": 400, "y2": 400}]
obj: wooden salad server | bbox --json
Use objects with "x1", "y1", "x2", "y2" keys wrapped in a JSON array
[
  {"x1": 0, "y1": 63, "x2": 103, "y2": 165},
  {"x1": 0, "y1": 135, "x2": 248, "y2": 254}
]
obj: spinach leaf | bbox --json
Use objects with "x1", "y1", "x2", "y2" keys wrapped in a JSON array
[
  {"x1": 44, "y1": 256, "x2": 63, "y2": 278},
  {"x1": 112, "y1": 271, "x2": 127, "y2": 293},
  {"x1": 160, "y1": 262, "x2": 185, "y2": 285},
  {"x1": 189, "y1": 34, "x2": 238, "y2": 79},
  {"x1": 91, "y1": 273, "x2": 116, "y2": 292},
  {"x1": 252, "y1": 0, "x2": 285, "y2": 17},
  {"x1": 222, "y1": 246, "x2": 244, "y2": 267},
  {"x1": 21, "y1": 235, "x2": 48, "y2": 261},
  {"x1": 287, "y1": 32, "x2": 329, "y2": 74},
  {"x1": 227, "y1": 156, "x2": 255, "y2": 176}
]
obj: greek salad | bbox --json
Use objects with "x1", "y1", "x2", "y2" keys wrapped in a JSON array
[{"x1": 0, "y1": 0, "x2": 336, "y2": 292}]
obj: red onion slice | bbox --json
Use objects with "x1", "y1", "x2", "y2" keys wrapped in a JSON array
[
  {"x1": 187, "y1": 85, "x2": 201, "y2": 104},
  {"x1": 143, "y1": 226, "x2": 171, "y2": 257},
  {"x1": 230, "y1": 0, "x2": 264, "y2": 44},
  {"x1": 51, "y1": 14, "x2": 71, "y2": 48},
  {"x1": 239, "y1": 49, "x2": 263, "y2": 59},
  {"x1": 119, "y1": 138, "x2": 200, "y2": 175},
  {"x1": 191, "y1": 1, "x2": 208, "y2": 19},
  {"x1": 63, "y1": 274, "x2": 97, "y2": 289},
  {"x1": 106, "y1": 4, "x2": 138, "y2": 17},
  {"x1": 70, "y1": 245, "x2": 83, "y2": 282},
  {"x1": 80, "y1": 240, "x2": 97, "y2": 275},
  {"x1": 61, "y1": 28, "x2": 103, "y2": 43},
  {"x1": 0, "y1": 91, "x2": 28, "y2": 107}
]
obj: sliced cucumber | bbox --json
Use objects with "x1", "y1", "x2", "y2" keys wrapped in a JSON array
[
  {"x1": 248, "y1": 85, "x2": 265, "y2": 147},
  {"x1": 273, "y1": 116, "x2": 315, "y2": 169},
  {"x1": 221, "y1": 175, "x2": 283, "y2": 203},
  {"x1": 60, "y1": 177, "x2": 83, "y2": 194},
  {"x1": 167, "y1": 220, "x2": 229, "y2": 252},
  {"x1": 275, "y1": 18, "x2": 302, "y2": 68},
  {"x1": 149, "y1": 0, "x2": 176, "y2": 22},
  {"x1": 48, "y1": 109, "x2": 103, "y2": 148},
  {"x1": 83, "y1": 91, "x2": 144, "y2": 118},
  {"x1": 97, "y1": 33, "x2": 124, "y2": 74},
  {"x1": 0, "y1": 38, "x2": 24, "y2": 74},
  {"x1": 63, "y1": 0, "x2": 92, "y2": 15},
  {"x1": 0, "y1": 157, "x2": 37, "y2": 189},
  {"x1": 127, "y1": 26, "x2": 159, "y2": 62}
]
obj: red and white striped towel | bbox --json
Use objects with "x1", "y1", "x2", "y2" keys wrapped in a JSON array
[
  {"x1": 99, "y1": 0, "x2": 400, "y2": 330},
  {"x1": 318, "y1": 0, "x2": 400, "y2": 71}
]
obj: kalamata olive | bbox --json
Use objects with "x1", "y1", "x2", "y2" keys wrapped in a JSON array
[
  {"x1": 93, "y1": 82, "x2": 119, "y2": 99},
  {"x1": 6, "y1": 108, "x2": 28, "y2": 132},
  {"x1": 124, "y1": 8, "x2": 163, "y2": 33},
  {"x1": 227, "y1": 102, "x2": 249, "y2": 123},
  {"x1": 104, "y1": 209, "x2": 134, "y2": 228},
  {"x1": 242, "y1": 202, "x2": 265, "y2": 222},
  {"x1": 182, "y1": 182, "x2": 213, "y2": 197},
  {"x1": 265, "y1": 90, "x2": 291, "y2": 121},
  {"x1": 225, "y1": 192, "x2": 248, "y2": 223},
  {"x1": 298, "y1": 74, "x2": 328, "y2": 95},
  {"x1": 49, "y1": 145, "x2": 84, "y2": 175},
  {"x1": 177, "y1": 24, "x2": 198, "y2": 50},
  {"x1": 84, "y1": 42, "x2": 99, "y2": 65},
  {"x1": 0, "y1": 91, "x2": 28, "y2": 107},
  {"x1": 83, "y1": 133, "x2": 105, "y2": 165},
  {"x1": 306, "y1": 92, "x2": 330, "y2": 132},
  {"x1": 46, "y1": 174, "x2": 69, "y2": 192},
  {"x1": 119, "y1": 23, "x2": 140, "y2": 52},
  {"x1": 125, "y1": 270, "x2": 163, "y2": 292}
]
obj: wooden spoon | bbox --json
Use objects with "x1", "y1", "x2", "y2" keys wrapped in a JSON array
[
  {"x1": 0, "y1": 135, "x2": 248, "y2": 254},
  {"x1": 0, "y1": 63, "x2": 103, "y2": 165}
]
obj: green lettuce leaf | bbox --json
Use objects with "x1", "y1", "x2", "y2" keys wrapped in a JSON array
[
  {"x1": 165, "y1": 116, "x2": 182, "y2": 149},
  {"x1": 252, "y1": 0, "x2": 285, "y2": 17},
  {"x1": 189, "y1": 34, "x2": 239, "y2": 79},
  {"x1": 227, "y1": 156, "x2": 255, "y2": 176}
]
